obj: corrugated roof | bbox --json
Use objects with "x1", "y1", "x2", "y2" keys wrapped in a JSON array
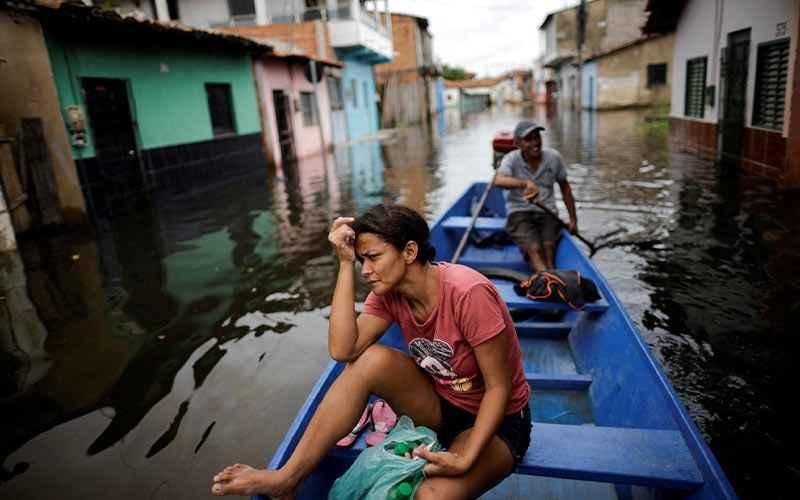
[
  {"x1": 6, "y1": 0, "x2": 273, "y2": 53},
  {"x1": 444, "y1": 77, "x2": 501, "y2": 89}
]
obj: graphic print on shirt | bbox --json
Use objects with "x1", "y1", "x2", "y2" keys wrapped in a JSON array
[{"x1": 408, "y1": 338, "x2": 474, "y2": 392}]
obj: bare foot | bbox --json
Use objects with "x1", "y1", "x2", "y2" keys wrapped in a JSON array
[{"x1": 211, "y1": 463, "x2": 295, "y2": 498}]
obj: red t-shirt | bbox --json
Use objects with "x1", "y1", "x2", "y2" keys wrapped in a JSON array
[{"x1": 362, "y1": 262, "x2": 531, "y2": 415}]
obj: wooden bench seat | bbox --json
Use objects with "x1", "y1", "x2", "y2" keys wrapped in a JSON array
[{"x1": 330, "y1": 423, "x2": 703, "y2": 491}]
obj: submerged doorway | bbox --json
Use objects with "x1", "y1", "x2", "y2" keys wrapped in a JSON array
[
  {"x1": 272, "y1": 90, "x2": 295, "y2": 162},
  {"x1": 81, "y1": 77, "x2": 144, "y2": 216},
  {"x1": 719, "y1": 29, "x2": 750, "y2": 165}
]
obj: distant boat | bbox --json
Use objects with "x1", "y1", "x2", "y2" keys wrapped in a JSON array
[{"x1": 263, "y1": 182, "x2": 737, "y2": 499}]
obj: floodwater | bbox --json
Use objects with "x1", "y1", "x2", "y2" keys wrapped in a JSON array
[{"x1": 2, "y1": 105, "x2": 798, "y2": 499}]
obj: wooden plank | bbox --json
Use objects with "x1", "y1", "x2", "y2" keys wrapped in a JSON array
[
  {"x1": 20, "y1": 118, "x2": 61, "y2": 225},
  {"x1": 525, "y1": 372, "x2": 592, "y2": 390},
  {"x1": 519, "y1": 423, "x2": 704, "y2": 490},
  {"x1": 327, "y1": 423, "x2": 703, "y2": 491},
  {"x1": 494, "y1": 282, "x2": 609, "y2": 313},
  {"x1": 442, "y1": 215, "x2": 506, "y2": 232},
  {"x1": 0, "y1": 123, "x2": 32, "y2": 232},
  {"x1": 515, "y1": 321, "x2": 575, "y2": 339}
]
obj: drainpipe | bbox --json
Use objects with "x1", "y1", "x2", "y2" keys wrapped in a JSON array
[
  {"x1": 255, "y1": 0, "x2": 268, "y2": 25},
  {"x1": 309, "y1": 59, "x2": 327, "y2": 154},
  {"x1": 576, "y1": 0, "x2": 585, "y2": 110},
  {"x1": 153, "y1": 0, "x2": 170, "y2": 22}
]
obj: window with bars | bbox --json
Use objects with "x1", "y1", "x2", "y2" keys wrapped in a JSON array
[
  {"x1": 205, "y1": 83, "x2": 236, "y2": 136},
  {"x1": 753, "y1": 39, "x2": 790, "y2": 130},
  {"x1": 647, "y1": 63, "x2": 667, "y2": 87},
  {"x1": 300, "y1": 92, "x2": 318, "y2": 126},
  {"x1": 684, "y1": 57, "x2": 706, "y2": 118}
]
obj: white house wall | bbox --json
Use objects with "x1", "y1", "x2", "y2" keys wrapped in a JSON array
[
  {"x1": 168, "y1": 0, "x2": 231, "y2": 27},
  {"x1": 671, "y1": 0, "x2": 795, "y2": 132}
]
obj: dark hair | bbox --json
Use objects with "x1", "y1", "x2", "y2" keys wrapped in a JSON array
[{"x1": 351, "y1": 204, "x2": 436, "y2": 263}]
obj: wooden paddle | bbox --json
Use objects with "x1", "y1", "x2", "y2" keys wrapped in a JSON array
[
  {"x1": 531, "y1": 200, "x2": 599, "y2": 256},
  {"x1": 451, "y1": 168, "x2": 501, "y2": 264}
]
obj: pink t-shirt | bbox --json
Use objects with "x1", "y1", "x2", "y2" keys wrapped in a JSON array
[{"x1": 362, "y1": 262, "x2": 531, "y2": 415}]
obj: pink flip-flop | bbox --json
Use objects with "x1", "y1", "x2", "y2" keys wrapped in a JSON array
[
  {"x1": 336, "y1": 402, "x2": 373, "y2": 447},
  {"x1": 365, "y1": 399, "x2": 398, "y2": 446}
]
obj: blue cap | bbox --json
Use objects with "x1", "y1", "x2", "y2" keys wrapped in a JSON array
[{"x1": 513, "y1": 120, "x2": 545, "y2": 141}]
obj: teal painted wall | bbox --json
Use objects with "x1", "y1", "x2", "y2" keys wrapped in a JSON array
[
  {"x1": 44, "y1": 30, "x2": 261, "y2": 160},
  {"x1": 335, "y1": 51, "x2": 379, "y2": 141}
]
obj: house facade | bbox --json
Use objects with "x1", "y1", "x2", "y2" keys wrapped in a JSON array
[
  {"x1": 374, "y1": 13, "x2": 437, "y2": 128},
  {"x1": 645, "y1": 0, "x2": 799, "y2": 186},
  {"x1": 539, "y1": 0, "x2": 649, "y2": 108},
  {"x1": 1, "y1": 1, "x2": 268, "y2": 224},
  {"x1": 582, "y1": 34, "x2": 674, "y2": 110},
  {"x1": 135, "y1": 0, "x2": 394, "y2": 144},
  {"x1": 0, "y1": 5, "x2": 85, "y2": 225},
  {"x1": 254, "y1": 53, "x2": 339, "y2": 165}
]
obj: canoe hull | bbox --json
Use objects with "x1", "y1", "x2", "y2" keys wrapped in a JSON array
[{"x1": 262, "y1": 183, "x2": 736, "y2": 500}]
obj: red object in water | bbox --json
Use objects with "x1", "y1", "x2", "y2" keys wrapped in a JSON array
[{"x1": 492, "y1": 131, "x2": 516, "y2": 154}]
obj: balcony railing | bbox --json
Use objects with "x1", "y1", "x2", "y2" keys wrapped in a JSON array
[{"x1": 268, "y1": 3, "x2": 388, "y2": 35}]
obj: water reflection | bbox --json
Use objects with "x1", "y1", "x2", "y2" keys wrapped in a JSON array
[{"x1": 1, "y1": 106, "x2": 798, "y2": 498}]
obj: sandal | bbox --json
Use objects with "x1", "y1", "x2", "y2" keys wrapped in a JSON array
[
  {"x1": 365, "y1": 399, "x2": 398, "y2": 446},
  {"x1": 336, "y1": 402, "x2": 373, "y2": 447}
]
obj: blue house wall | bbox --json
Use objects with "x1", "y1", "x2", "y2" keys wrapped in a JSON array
[
  {"x1": 582, "y1": 61, "x2": 598, "y2": 110},
  {"x1": 434, "y1": 77, "x2": 445, "y2": 114},
  {"x1": 336, "y1": 50, "x2": 380, "y2": 141}
]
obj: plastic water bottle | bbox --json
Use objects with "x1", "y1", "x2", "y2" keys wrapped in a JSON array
[
  {"x1": 387, "y1": 481, "x2": 413, "y2": 499},
  {"x1": 393, "y1": 441, "x2": 412, "y2": 457}
]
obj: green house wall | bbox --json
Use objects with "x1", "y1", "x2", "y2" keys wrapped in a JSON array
[{"x1": 44, "y1": 31, "x2": 261, "y2": 160}]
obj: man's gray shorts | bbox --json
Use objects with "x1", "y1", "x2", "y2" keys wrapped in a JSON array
[{"x1": 505, "y1": 211, "x2": 560, "y2": 247}]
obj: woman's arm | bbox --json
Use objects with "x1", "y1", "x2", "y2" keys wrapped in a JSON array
[
  {"x1": 328, "y1": 217, "x2": 390, "y2": 361},
  {"x1": 456, "y1": 331, "x2": 512, "y2": 468},
  {"x1": 415, "y1": 331, "x2": 512, "y2": 476}
]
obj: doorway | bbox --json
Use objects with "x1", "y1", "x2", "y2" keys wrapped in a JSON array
[
  {"x1": 719, "y1": 29, "x2": 750, "y2": 165},
  {"x1": 81, "y1": 77, "x2": 144, "y2": 215},
  {"x1": 272, "y1": 90, "x2": 295, "y2": 162}
]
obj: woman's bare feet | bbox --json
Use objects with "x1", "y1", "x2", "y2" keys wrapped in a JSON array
[{"x1": 211, "y1": 464, "x2": 296, "y2": 498}]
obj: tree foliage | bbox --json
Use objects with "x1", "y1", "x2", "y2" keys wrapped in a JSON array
[{"x1": 442, "y1": 64, "x2": 474, "y2": 81}]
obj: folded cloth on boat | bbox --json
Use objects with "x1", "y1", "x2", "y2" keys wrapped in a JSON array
[{"x1": 515, "y1": 270, "x2": 600, "y2": 310}]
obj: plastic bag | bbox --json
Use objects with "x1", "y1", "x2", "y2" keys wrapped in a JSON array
[{"x1": 328, "y1": 415, "x2": 442, "y2": 500}]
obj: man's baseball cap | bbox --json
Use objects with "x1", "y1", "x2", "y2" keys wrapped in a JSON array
[{"x1": 513, "y1": 120, "x2": 545, "y2": 141}]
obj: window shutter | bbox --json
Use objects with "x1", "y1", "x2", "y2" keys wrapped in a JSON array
[
  {"x1": 685, "y1": 57, "x2": 706, "y2": 118},
  {"x1": 753, "y1": 39, "x2": 790, "y2": 130}
]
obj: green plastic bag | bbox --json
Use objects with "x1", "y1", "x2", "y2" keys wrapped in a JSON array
[{"x1": 328, "y1": 415, "x2": 442, "y2": 500}]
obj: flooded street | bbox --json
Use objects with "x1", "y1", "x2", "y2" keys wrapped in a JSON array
[{"x1": 2, "y1": 106, "x2": 798, "y2": 499}]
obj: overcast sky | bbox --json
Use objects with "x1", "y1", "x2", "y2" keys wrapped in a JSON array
[{"x1": 388, "y1": 0, "x2": 580, "y2": 77}]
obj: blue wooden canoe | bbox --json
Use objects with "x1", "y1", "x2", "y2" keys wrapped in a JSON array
[{"x1": 261, "y1": 183, "x2": 737, "y2": 499}]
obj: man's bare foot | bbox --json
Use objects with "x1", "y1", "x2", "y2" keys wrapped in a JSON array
[{"x1": 211, "y1": 463, "x2": 295, "y2": 498}]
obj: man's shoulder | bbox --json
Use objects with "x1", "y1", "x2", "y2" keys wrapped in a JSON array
[
  {"x1": 542, "y1": 147, "x2": 563, "y2": 161},
  {"x1": 502, "y1": 148, "x2": 524, "y2": 166}
]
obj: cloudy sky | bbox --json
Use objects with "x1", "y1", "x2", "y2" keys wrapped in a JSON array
[{"x1": 388, "y1": 0, "x2": 580, "y2": 77}]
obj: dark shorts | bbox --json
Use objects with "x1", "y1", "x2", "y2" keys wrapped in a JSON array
[
  {"x1": 437, "y1": 396, "x2": 532, "y2": 466},
  {"x1": 505, "y1": 210, "x2": 560, "y2": 247}
]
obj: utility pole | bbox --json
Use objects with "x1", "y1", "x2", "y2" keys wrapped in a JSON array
[{"x1": 576, "y1": 0, "x2": 586, "y2": 109}]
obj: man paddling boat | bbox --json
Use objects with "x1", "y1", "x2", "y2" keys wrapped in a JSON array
[{"x1": 494, "y1": 120, "x2": 578, "y2": 271}]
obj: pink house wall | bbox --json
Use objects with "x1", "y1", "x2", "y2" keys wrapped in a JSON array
[{"x1": 255, "y1": 58, "x2": 334, "y2": 165}]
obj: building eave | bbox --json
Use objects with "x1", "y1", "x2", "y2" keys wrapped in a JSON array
[{"x1": 5, "y1": 0, "x2": 273, "y2": 54}]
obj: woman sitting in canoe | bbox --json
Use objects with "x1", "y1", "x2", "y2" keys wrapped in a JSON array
[{"x1": 212, "y1": 204, "x2": 532, "y2": 499}]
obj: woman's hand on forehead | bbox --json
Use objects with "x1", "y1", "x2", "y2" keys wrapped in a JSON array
[{"x1": 328, "y1": 217, "x2": 356, "y2": 262}]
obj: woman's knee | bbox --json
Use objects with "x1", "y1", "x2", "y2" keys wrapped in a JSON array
[{"x1": 345, "y1": 344, "x2": 397, "y2": 378}]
